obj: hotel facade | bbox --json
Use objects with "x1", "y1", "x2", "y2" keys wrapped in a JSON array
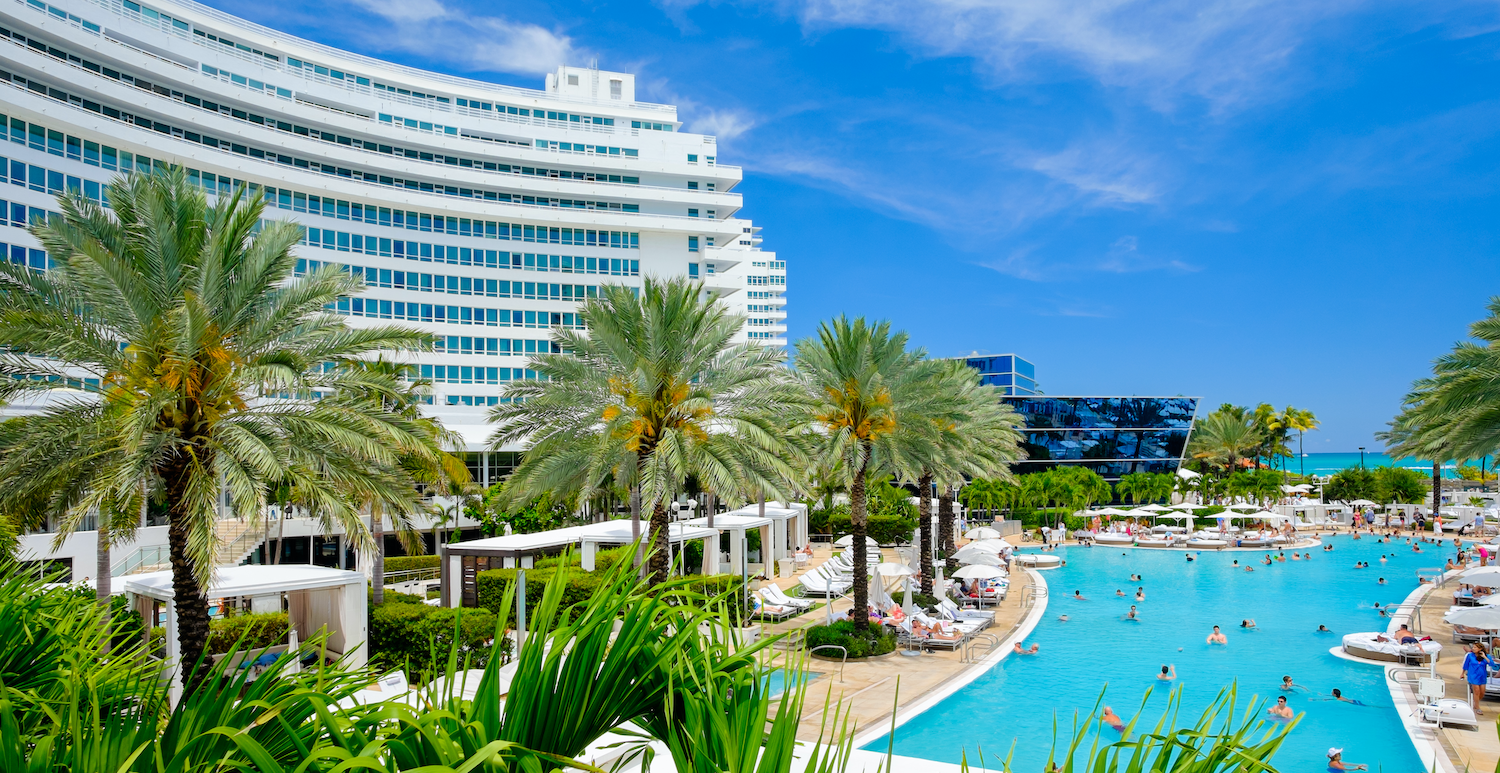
[{"x1": 3, "y1": 0, "x2": 785, "y2": 573}]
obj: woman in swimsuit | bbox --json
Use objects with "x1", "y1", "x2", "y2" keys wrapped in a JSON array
[{"x1": 1327, "y1": 749, "x2": 1368, "y2": 771}]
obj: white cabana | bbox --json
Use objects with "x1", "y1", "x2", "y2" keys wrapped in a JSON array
[
  {"x1": 683, "y1": 513, "x2": 771, "y2": 577},
  {"x1": 124, "y1": 564, "x2": 366, "y2": 705},
  {"x1": 723, "y1": 502, "x2": 807, "y2": 568}
]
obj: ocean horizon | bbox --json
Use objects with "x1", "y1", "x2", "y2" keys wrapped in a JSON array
[{"x1": 1271, "y1": 451, "x2": 1474, "y2": 478}]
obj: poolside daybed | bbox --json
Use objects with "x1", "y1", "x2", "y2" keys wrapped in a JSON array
[{"x1": 1342, "y1": 631, "x2": 1443, "y2": 663}]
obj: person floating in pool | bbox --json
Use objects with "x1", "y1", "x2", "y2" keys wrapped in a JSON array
[
  {"x1": 1157, "y1": 664, "x2": 1176, "y2": 681},
  {"x1": 1013, "y1": 642, "x2": 1040, "y2": 655},
  {"x1": 1280, "y1": 675, "x2": 1302, "y2": 691},
  {"x1": 1240, "y1": 619, "x2": 1257, "y2": 630},
  {"x1": 1378, "y1": 577, "x2": 1387, "y2": 584},
  {"x1": 1413, "y1": 544, "x2": 1423, "y2": 553},
  {"x1": 1100, "y1": 705, "x2": 1126, "y2": 732},
  {"x1": 1304, "y1": 553, "x2": 1312, "y2": 560},
  {"x1": 1324, "y1": 543, "x2": 1334, "y2": 551},
  {"x1": 1207, "y1": 626, "x2": 1227, "y2": 644},
  {"x1": 1058, "y1": 615, "x2": 1069, "y2": 623},
  {"x1": 1262, "y1": 555, "x2": 1273, "y2": 566},
  {"x1": 1318, "y1": 625, "x2": 1331, "y2": 632},
  {"x1": 1244, "y1": 565, "x2": 1255, "y2": 572},
  {"x1": 1135, "y1": 587, "x2": 1145, "y2": 601},
  {"x1": 1291, "y1": 553, "x2": 1301, "y2": 561},
  {"x1": 1116, "y1": 588, "x2": 1126, "y2": 597},
  {"x1": 1329, "y1": 688, "x2": 1365, "y2": 705},
  {"x1": 1073, "y1": 590, "x2": 1088, "y2": 601},
  {"x1": 1268, "y1": 695, "x2": 1293, "y2": 719},
  {"x1": 1126, "y1": 605, "x2": 1140, "y2": 621},
  {"x1": 1232, "y1": 560, "x2": 1239, "y2": 567},
  {"x1": 1327, "y1": 749, "x2": 1368, "y2": 771}
]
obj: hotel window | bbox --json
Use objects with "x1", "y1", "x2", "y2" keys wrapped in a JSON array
[
  {"x1": 687, "y1": 181, "x2": 699, "y2": 190},
  {"x1": 688, "y1": 236, "x2": 699, "y2": 252},
  {"x1": 688, "y1": 154, "x2": 698, "y2": 162},
  {"x1": 688, "y1": 209, "x2": 699, "y2": 217},
  {"x1": 568, "y1": 74, "x2": 580, "y2": 86},
  {"x1": 688, "y1": 262, "x2": 699, "y2": 278},
  {"x1": 610, "y1": 79, "x2": 622, "y2": 99}
]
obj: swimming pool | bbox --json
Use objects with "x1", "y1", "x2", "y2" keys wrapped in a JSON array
[{"x1": 865, "y1": 535, "x2": 1435, "y2": 771}]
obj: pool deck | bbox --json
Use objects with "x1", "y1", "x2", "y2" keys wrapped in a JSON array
[
  {"x1": 1389, "y1": 566, "x2": 1500, "y2": 773},
  {"x1": 752, "y1": 543, "x2": 1049, "y2": 770}
]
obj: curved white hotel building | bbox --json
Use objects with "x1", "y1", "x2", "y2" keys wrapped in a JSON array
[{"x1": 0, "y1": 0, "x2": 787, "y2": 468}]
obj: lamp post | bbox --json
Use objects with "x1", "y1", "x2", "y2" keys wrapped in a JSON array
[{"x1": 1359, "y1": 447, "x2": 1366, "y2": 470}]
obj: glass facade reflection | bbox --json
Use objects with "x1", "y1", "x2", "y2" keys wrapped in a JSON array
[
  {"x1": 962, "y1": 354, "x2": 1038, "y2": 395},
  {"x1": 1002, "y1": 396, "x2": 1200, "y2": 481}
]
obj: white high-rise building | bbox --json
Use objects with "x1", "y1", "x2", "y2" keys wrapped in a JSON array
[{"x1": 0, "y1": 0, "x2": 787, "y2": 472}]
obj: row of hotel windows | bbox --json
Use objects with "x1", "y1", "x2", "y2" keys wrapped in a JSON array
[
  {"x1": 746, "y1": 331, "x2": 777, "y2": 340},
  {"x1": 0, "y1": 71, "x2": 647, "y2": 211},
  {"x1": 298, "y1": 258, "x2": 614, "y2": 302},
  {"x1": 36, "y1": 0, "x2": 635, "y2": 136},
  {"x1": 432, "y1": 335, "x2": 564, "y2": 355},
  {"x1": 422, "y1": 365, "x2": 543, "y2": 385},
  {"x1": 335, "y1": 295, "x2": 586, "y2": 328},
  {"x1": 0, "y1": 26, "x2": 645, "y2": 179},
  {"x1": 296, "y1": 227, "x2": 642, "y2": 273},
  {"x1": 0, "y1": 143, "x2": 644, "y2": 251}
]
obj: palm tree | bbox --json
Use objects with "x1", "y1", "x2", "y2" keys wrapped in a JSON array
[
  {"x1": 1116, "y1": 472, "x2": 1149, "y2": 507},
  {"x1": 796, "y1": 317, "x2": 942, "y2": 630},
  {"x1": 0, "y1": 171, "x2": 436, "y2": 693},
  {"x1": 1276, "y1": 406, "x2": 1319, "y2": 478},
  {"x1": 489, "y1": 276, "x2": 799, "y2": 584},
  {"x1": 1187, "y1": 410, "x2": 1264, "y2": 476}
]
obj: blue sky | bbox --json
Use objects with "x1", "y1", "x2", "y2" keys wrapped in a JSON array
[{"x1": 206, "y1": 0, "x2": 1500, "y2": 451}]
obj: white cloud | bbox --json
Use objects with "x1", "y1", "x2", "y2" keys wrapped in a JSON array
[
  {"x1": 977, "y1": 235, "x2": 1196, "y2": 281},
  {"x1": 1097, "y1": 235, "x2": 1197, "y2": 273},
  {"x1": 785, "y1": 0, "x2": 1359, "y2": 111},
  {"x1": 687, "y1": 108, "x2": 759, "y2": 141},
  {"x1": 344, "y1": 0, "x2": 582, "y2": 76},
  {"x1": 1028, "y1": 141, "x2": 1163, "y2": 206}
]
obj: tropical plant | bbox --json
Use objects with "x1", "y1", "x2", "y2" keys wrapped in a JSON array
[
  {"x1": 0, "y1": 171, "x2": 437, "y2": 694},
  {"x1": 1373, "y1": 465, "x2": 1428, "y2": 505},
  {"x1": 795, "y1": 317, "x2": 945, "y2": 630},
  {"x1": 1323, "y1": 467, "x2": 1377, "y2": 503},
  {"x1": 489, "y1": 276, "x2": 801, "y2": 584},
  {"x1": 1115, "y1": 472, "x2": 1150, "y2": 507},
  {"x1": 1225, "y1": 469, "x2": 1281, "y2": 507},
  {"x1": 1277, "y1": 406, "x2": 1319, "y2": 477}
]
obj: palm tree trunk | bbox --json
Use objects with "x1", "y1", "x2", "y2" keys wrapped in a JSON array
[
  {"x1": 371, "y1": 504, "x2": 385, "y2": 606},
  {"x1": 163, "y1": 459, "x2": 211, "y2": 696},
  {"x1": 273, "y1": 504, "x2": 286, "y2": 565},
  {"x1": 850, "y1": 453, "x2": 871, "y2": 632},
  {"x1": 630, "y1": 484, "x2": 642, "y2": 572},
  {"x1": 1432, "y1": 462, "x2": 1443, "y2": 523},
  {"x1": 939, "y1": 486, "x2": 956, "y2": 573},
  {"x1": 646, "y1": 499, "x2": 670, "y2": 584},
  {"x1": 918, "y1": 472, "x2": 934, "y2": 596},
  {"x1": 96, "y1": 516, "x2": 111, "y2": 607}
]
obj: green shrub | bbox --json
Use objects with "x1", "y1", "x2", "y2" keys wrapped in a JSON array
[
  {"x1": 370, "y1": 588, "x2": 427, "y2": 606},
  {"x1": 207, "y1": 611, "x2": 289, "y2": 655},
  {"x1": 383, "y1": 555, "x2": 441, "y2": 573},
  {"x1": 812, "y1": 505, "x2": 917, "y2": 544},
  {"x1": 804, "y1": 620, "x2": 896, "y2": 659},
  {"x1": 910, "y1": 593, "x2": 940, "y2": 610},
  {"x1": 369, "y1": 603, "x2": 499, "y2": 679},
  {"x1": 475, "y1": 566, "x2": 744, "y2": 624}
]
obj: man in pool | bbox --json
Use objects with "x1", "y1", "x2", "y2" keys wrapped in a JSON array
[
  {"x1": 1116, "y1": 588, "x2": 1126, "y2": 597},
  {"x1": 1330, "y1": 688, "x2": 1365, "y2": 705},
  {"x1": 1013, "y1": 642, "x2": 1040, "y2": 655},
  {"x1": 1157, "y1": 664, "x2": 1176, "y2": 680},
  {"x1": 1268, "y1": 695, "x2": 1293, "y2": 719},
  {"x1": 1126, "y1": 605, "x2": 1140, "y2": 620},
  {"x1": 1100, "y1": 706, "x2": 1126, "y2": 732},
  {"x1": 1207, "y1": 625, "x2": 1227, "y2": 644},
  {"x1": 1073, "y1": 590, "x2": 1087, "y2": 600}
]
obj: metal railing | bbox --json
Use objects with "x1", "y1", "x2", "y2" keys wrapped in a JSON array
[
  {"x1": 112, "y1": 545, "x2": 169, "y2": 576},
  {"x1": 808, "y1": 645, "x2": 846, "y2": 682},
  {"x1": 218, "y1": 521, "x2": 266, "y2": 566},
  {"x1": 383, "y1": 567, "x2": 441, "y2": 586},
  {"x1": 961, "y1": 633, "x2": 1002, "y2": 664}
]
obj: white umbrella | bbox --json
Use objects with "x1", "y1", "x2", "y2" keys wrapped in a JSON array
[
  {"x1": 964, "y1": 527, "x2": 1002, "y2": 540},
  {"x1": 1223, "y1": 502, "x2": 1259, "y2": 511},
  {"x1": 1461, "y1": 565, "x2": 1500, "y2": 580},
  {"x1": 1479, "y1": 593, "x2": 1500, "y2": 606},
  {"x1": 1135, "y1": 504, "x2": 1171, "y2": 512},
  {"x1": 1094, "y1": 507, "x2": 1132, "y2": 516},
  {"x1": 1176, "y1": 468, "x2": 1201, "y2": 479},
  {"x1": 1153, "y1": 513, "x2": 1192, "y2": 522},
  {"x1": 1171, "y1": 503, "x2": 1211, "y2": 510},
  {"x1": 967, "y1": 538, "x2": 1014, "y2": 552},
  {"x1": 874, "y1": 562, "x2": 915, "y2": 577},
  {"x1": 834, "y1": 534, "x2": 879, "y2": 549},
  {"x1": 1349, "y1": 499, "x2": 1379, "y2": 507},
  {"x1": 901, "y1": 577, "x2": 915, "y2": 615},
  {"x1": 1124, "y1": 508, "x2": 1157, "y2": 517},
  {"x1": 952, "y1": 549, "x2": 1005, "y2": 567},
  {"x1": 1445, "y1": 605, "x2": 1500, "y2": 629},
  {"x1": 950, "y1": 564, "x2": 1006, "y2": 580}
]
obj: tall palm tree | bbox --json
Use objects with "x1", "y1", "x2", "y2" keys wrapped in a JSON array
[
  {"x1": 796, "y1": 317, "x2": 941, "y2": 630},
  {"x1": 0, "y1": 171, "x2": 436, "y2": 693},
  {"x1": 1187, "y1": 410, "x2": 1264, "y2": 476},
  {"x1": 1116, "y1": 472, "x2": 1148, "y2": 507},
  {"x1": 931, "y1": 363, "x2": 1022, "y2": 578},
  {"x1": 489, "y1": 276, "x2": 799, "y2": 584},
  {"x1": 1275, "y1": 406, "x2": 1319, "y2": 478}
]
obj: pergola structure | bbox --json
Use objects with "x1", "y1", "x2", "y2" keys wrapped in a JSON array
[{"x1": 123, "y1": 565, "x2": 367, "y2": 704}]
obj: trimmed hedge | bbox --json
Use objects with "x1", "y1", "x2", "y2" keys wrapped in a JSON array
[
  {"x1": 475, "y1": 566, "x2": 744, "y2": 623},
  {"x1": 207, "y1": 612, "x2": 289, "y2": 655},
  {"x1": 383, "y1": 555, "x2": 441, "y2": 573},
  {"x1": 369, "y1": 603, "x2": 499, "y2": 679},
  {"x1": 811, "y1": 506, "x2": 918, "y2": 544},
  {"x1": 805, "y1": 620, "x2": 896, "y2": 659}
]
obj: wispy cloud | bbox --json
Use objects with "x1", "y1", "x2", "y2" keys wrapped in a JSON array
[
  {"x1": 786, "y1": 0, "x2": 1360, "y2": 112},
  {"x1": 978, "y1": 235, "x2": 1196, "y2": 280},
  {"x1": 687, "y1": 108, "x2": 760, "y2": 141},
  {"x1": 1028, "y1": 141, "x2": 1164, "y2": 206},
  {"x1": 343, "y1": 0, "x2": 582, "y2": 76}
]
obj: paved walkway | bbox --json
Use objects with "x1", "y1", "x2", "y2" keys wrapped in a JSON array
[
  {"x1": 1400, "y1": 571, "x2": 1500, "y2": 772},
  {"x1": 747, "y1": 543, "x2": 1044, "y2": 744}
]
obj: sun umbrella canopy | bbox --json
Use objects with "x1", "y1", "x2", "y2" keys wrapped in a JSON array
[
  {"x1": 1135, "y1": 504, "x2": 1171, "y2": 512},
  {"x1": 1462, "y1": 565, "x2": 1500, "y2": 580},
  {"x1": 874, "y1": 562, "x2": 915, "y2": 576},
  {"x1": 964, "y1": 527, "x2": 1002, "y2": 540},
  {"x1": 1223, "y1": 502, "x2": 1259, "y2": 511},
  {"x1": 834, "y1": 534, "x2": 880, "y2": 549},
  {"x1": 1094, "y1": 507, "x2": 1132, "y2": 516},
  {"x1": 1445, "y1": 605, "x2": 1500, "y2": 629},
  {"x1": 950, "y1": 564, "x2": 1006, "y2": 580},
  {"x1": 1171, "y1": 503, "x2": 1210, "y2": 510},
  {"x1": 967, "y1": 538, "x2": 1014, "y2": 552},
  {"x1": 1479, "y1": 593, "x2": 1500, "y2": 606},
  {"x1": 1348, "y1": 499, "x2": 1379, "y2": 507},
  {"x1": 952, "y1": 549, "x2": 1005, "y2": 567}
]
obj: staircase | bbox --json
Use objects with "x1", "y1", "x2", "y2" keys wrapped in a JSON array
[{"x1": 214, "y1": 519, "x2": 266, "y2": 567}]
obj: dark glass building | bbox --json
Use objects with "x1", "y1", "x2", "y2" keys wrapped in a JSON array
[
  {"x1": 961, "y1": 354, "x2": 1038, "y2": 396},
  {"x1": 1001, "y1": 396, "x2": 1200, "y2": 481}
]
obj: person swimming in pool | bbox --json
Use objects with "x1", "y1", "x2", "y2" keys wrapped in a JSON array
[
  {"x1": 1126, "y1": 605, "x2": 1140, "y2": 620},
  {"x1": 1186, "y1": 553, "x2": 1195, "y2": 562},
  {"x1": 1329, "y1": 688, "x2": 1365, "y2": 705},
  {"x1": 1318, "y1": 625, "x2": 1331, "y2": 632},
  {"x1": 1268, "y1": 695, "x2": 1293, "y2": 719},
  {"x1": 1244, "y1": 565, "x2": 1255, "y2": 572},
  {"x1": 1013, "y1": 642, "x2": 1040, "y2": 654},
  {"x1": 1135, "y1": 587, "x2": 1145, "y2": 601},
  {"x1": 1130, "y1": 573, "x2": 1142, "y2": 582},
  {"x1": 1207, "y1": 625, "x2": 1227, "y2": 644},
  {"x1": 1073, "y1": 590, "x2": 1088, "y2": 600},
  {"x1": 1281, "y1": 675, "x2": 1299, "y2": 691},
  {"x1": 1327, "y1": 749, "x2": 1368, "y2": 771},
  {"x1": 1241, "y1": 619, "x2": 1257, "y2": 630},
  {"x1": 1116, "y1": 588, "x2": 1126, "y2": 597},
  {"x1": 1157, "y1": 664, "x2": 1176, "y2": 680},
  {"x1": 1232, "y1": 560, "x2": 1239, "y2": 566},
  {"x1": 1058, "y1": 615, "x2": 1070, "y2": 622},
  {"x1": 1262, "y1": 555, "x2": 1273, "y2": 565},
  {"x1": 1101, "y1": 705, "x2": 1126, "y2": 732}
]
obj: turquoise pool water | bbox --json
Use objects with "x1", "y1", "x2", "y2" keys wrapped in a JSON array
[{"x1": 866, "y1": 536, "x2": 1437, "y2": 771}]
